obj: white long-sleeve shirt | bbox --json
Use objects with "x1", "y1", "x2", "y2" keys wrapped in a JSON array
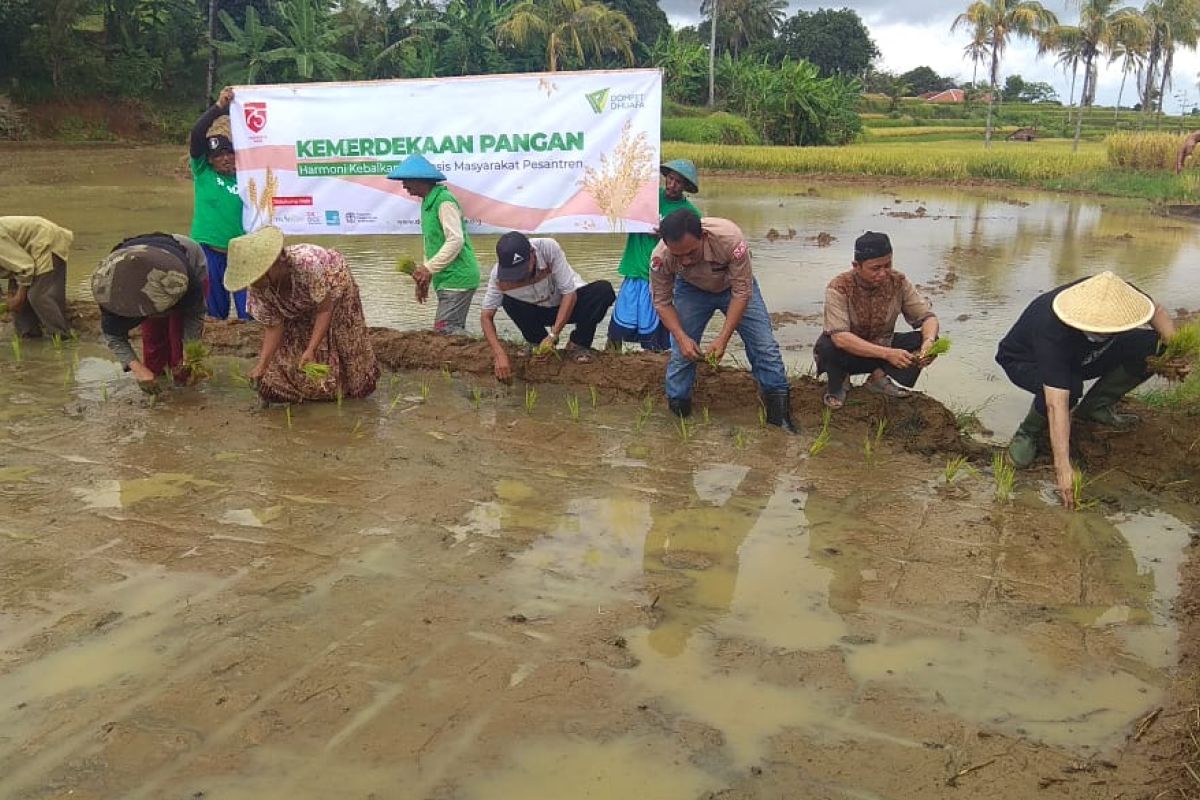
[{"x1": 425, "y1": 202, "x2": 464, "y2": 274}]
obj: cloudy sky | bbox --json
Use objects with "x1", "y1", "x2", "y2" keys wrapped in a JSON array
[{"x1": 660, "y1": 0, "x2": 1200, "y2": 111}]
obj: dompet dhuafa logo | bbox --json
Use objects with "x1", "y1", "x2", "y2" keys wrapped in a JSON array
[{"x1": 585, "y1": 89, "x2": 610, "y2": 114}]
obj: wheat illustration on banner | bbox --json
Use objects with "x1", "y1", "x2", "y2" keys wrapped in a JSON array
[
  {"x1": 245, "y1": 167, "x2": 279, "y2": 227},
  {"x1": 580, "y1": 121, "x2": 654, "y2": 232}
]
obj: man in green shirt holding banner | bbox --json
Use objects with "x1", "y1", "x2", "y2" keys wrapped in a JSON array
[
  {"x1": 607, "y1": 159, "x2": 701, "y2": 352},
  {"x1": 387, "y1": 154, "x2": 481, "y2": 334}
]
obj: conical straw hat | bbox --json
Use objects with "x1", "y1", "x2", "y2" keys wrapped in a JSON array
[
  {"x1": 225, "y1": 226, "x2": 284, "y2": 292},
  {"x1": 1051, "y1": 271, "x2": 1154, "y2": 333}
]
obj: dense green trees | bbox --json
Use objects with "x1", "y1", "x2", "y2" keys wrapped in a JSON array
[{"x1": 774, "y1": 8, "x2": 879, "y2": 77}]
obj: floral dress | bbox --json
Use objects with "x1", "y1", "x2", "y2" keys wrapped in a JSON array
[{"x1": 249, "y1": 244, "x2": 379, "y2": 403}]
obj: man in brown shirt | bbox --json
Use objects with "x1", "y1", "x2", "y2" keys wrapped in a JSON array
[
  {"x1": 651, "y1": 210, "x2": 794, "y2": 432},
  {"x1": 816, "y1": 231, "x2": 940, "y2": 409}
]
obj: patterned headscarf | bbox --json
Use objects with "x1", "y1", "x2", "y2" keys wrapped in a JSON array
[{"x1": 91, "y1": 244, "x2": 189, "y2": 318}]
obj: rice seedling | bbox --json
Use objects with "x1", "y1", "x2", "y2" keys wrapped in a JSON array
[
  {"x1": 50, "y1": 333, "x2": 63, "y2": 352},
  {"x1": 924, "y1": 337, "x2": 951, "y2": 358},
  {"x1": 69, "y1": 329, "x2": 79, "y2": 343},
  {"x1": 285, "y1": 404, "x2": 293, "y2": 430},
  {"x1": 388, "y1": 392, "x2": 404, "y2": 415},
  {"x1": 336, "y1": 387, "x2": 344, "y2": 408},
  {"x1": 1071, "y1": 468, "x2": 1100, "y2": 511},
  {"x1": 675, "y1": 415, "x2": 692, "y2": 443},
  {"x1": 11, "y1": 334, "x2": 21, "y2": 361},
  {"x1": 182, "y1": 341, "x2": 214, "y2": 381},
  {"x1": 641, "y1": 395, "x2": 655, "y2": 416},
  {"x1": 441, "y1": 363, "x2": 452, "y2": 382},
  {"x1": 566, "y1": 393, "x2": 581, "y2": 422},
  {"x1": 992, "y1": 451, "x2": 1016, "y2": 503},
  {"x1": 302, "y1": 363, "x2": 330, "y2": 383},
  {"x1": 62, "y1": 365, "x2": 73, "y2": 386},
  {"x1": 943, "y1": 455, "x2": 973, "y2": 483},
  {"x1": 757, "y1": 399, "x2": 767, "y2": 428},
  {"x1": 705, "y1": 351, "x2": 721, "y2": 369},
  {"x1": 701, "y1": 405, "x2": 711, "y2": 424},
  {"x1": 589, "y1": 385, "x2": 598, "y2": 408},
  {"x1": 389, "y1": 373, "x2": 400, "y2": 390},
  {"x1": 351, "y1": 418, "x2": 363, "y2": 437},
  {"x1": 1138, "y1": 373, "x2": 1200, "y2": 410},
  {"x1": 524, "y1": 385, "x2": 538, "y2": 414},
  {"x1": 874, "y1": 418, "x2": 888, "y2": 445},
  {"x1": 395, "y1": 256, "x2": 418, "y2": 275},
  {"x1": 420, "y1": 380, "x2": 430, "y2": 400},
  {"x1": 101, "y1": 385, "x2": 109, "y2": 402},
  {"x1": 633, "y1": 411, "x2": 649, "y2": 433},
  {"x1": 810, "y1": 409, "x2": 832, "y2": 456},
  {"x1": 533, "y1": 340, "x2": 556, "y2": 357},
  {"x1": 471, "y1": 386, "x2": 483, "y2": 409},
  {"x1": 733, "y1": 428, "x2": 748, "y2": 449},
  {"x1": 230, "y1": 367, "x2": 251, "y2": 387}
]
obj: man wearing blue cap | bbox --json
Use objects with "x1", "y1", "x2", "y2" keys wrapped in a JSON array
[
  {"x1": 608, "y1": 159, "x2": 701, "y2": 352},
  {"x1": 387, "y1": 154, "x2": 481, "y2": 334}
]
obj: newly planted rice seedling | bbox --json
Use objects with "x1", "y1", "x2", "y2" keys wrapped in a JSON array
[
  {"x1": 1071, "y1": 469, "x2": 1100, "y2": 511},
  {"x1": 589, "y1": 385, "x2": 598, "y2": 408},
  {"x1": 810, "y1": 409, "x2": 832, "y2": 456},
  {"x1": 182, "y1": 341, "x2": 214, "y2": 380},
  {"x1": 943, "y1": 455, "x2": 972, "y2": 483},
  {"x1": 566, "y1": 394, "x2": 581, "y2": 422},
  {"x1": 992, "y1": 451, "x2": 1015, "y2": 503},
  {"x1": 471, "y1": 386, "x2": 483, "y2": 409},
  {"x1": 675, "y1": 416, "x2": 692, "y2": 443},
  {"x1": 101, "y1": 385, "x2": 109, "y2": 402},
  {"x1": 757, "y1": 399, "x2": 767, "y2": 428},
  {"x1": 388, "y1": 392, "x2": 404, "y2": 415},
  {"x1": 524, "y1": 385, "x2": 538, "y2": 414},
  {"x1": 441, "y1": 363, "x2": 452, "y2": 382},
  {"x1": 351, "y1": 418, "x2": 363, "y2": 437},
  {"x1": 336, "y1": 387, "x2": 344, "y2": 408},
  {"x1": 285, "y1": 404, "x2": 293, "y2": 430},
  {"x1": 302, "y1": 363, "x2": 330, "y2": 382},
  {"x1": 11, "y1": 334, "x2": 21, "y2": 361},
  {"x1": 733, "y1": 428, "x2": 748, "y2": 449},
  {"x1": 702, "y1": 405, "x2": 710, "y2": 424},
  {"x1": 641, "y1": 395, "x2": 655, "y2": 415},
  {"x1": 705, "y1": 351, "x2": 721, "y2": 369},
  {"x1": 420, "y1": 381, "x2": 430, "y2": 400},
  {"x1": 50, "y1": 333, "x2": 63, "y2": 352},
  {"x1": 62, "y1": 365, "x2": 73, "y2": 386}
]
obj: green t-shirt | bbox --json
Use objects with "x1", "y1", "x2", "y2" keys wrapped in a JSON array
[
  {"x1": 616, "y1": 189, "x2": 700, "y2": 280},
  {"x1": 189, "y1": 156, "x2": 245, "y2": 250},
  {"x1": 421, "y1": 184, "x2": 481, "y2": 292}
]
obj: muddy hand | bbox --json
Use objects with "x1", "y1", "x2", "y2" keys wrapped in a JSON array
[
  {"x1": 677, "y1": 335, "x2": 703, "y2": 362},
  {"x1": 1057, "y1": 465, "x2": 1075, "y2": 510}
]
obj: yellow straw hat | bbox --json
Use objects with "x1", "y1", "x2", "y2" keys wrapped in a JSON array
[
  {"x1": 1051, "y1": 271, "x2": 1155, "y2": 333},
  {"x1": 225, "y1": 226, "x2": 284, "y2": 292}
]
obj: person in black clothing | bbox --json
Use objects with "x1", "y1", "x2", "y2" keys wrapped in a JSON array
[{"x1": 995, "y1": 271, "x2": 1183, "y2": 508}]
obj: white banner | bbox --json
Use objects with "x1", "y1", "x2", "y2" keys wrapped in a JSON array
[{"x1": 229, "y1": 69, "x2": 662, "y2": 236}]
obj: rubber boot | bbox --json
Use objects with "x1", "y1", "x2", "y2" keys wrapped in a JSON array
[
  {"x1": 1074, "y1": 365, "x2": 1144, "y2": 429},
  {"x1": 668, "y1": 397, "x2": 692, "y2": 418},
  {"x1": 763, "y1": 390, "x2": 798, "y2": 434},
  {"x1": 1008, "y1": 404, "x2": 1047, "y2": 468}
]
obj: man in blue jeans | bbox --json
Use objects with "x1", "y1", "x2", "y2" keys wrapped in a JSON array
[{"x1": 650, "y1": 209, "x2": 795, "y2": 433}]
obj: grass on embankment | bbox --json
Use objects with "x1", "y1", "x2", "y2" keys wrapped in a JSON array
[{"x1": 662, "y1": 139, "x2": 1200, "y2": 201}]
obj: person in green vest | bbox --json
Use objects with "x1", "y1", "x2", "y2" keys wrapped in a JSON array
[
  {"x1": 387, "y1": 154, "x2": 481, "y2": 334},
  {"x1": 189, "y1": 86, "x2": 249, "y2": 320},
  {"x1": 607, "y1": 159, "x2": 701, "y2": 352}
]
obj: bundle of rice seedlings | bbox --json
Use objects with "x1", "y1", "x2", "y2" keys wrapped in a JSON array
[
  {"x1": 182, "y1": 340, "x2": 213, "y2": 380},
  {"x1": 1147, "y1": 322, "x2": 1200, "y2": 381},
  {"x1": 923, "y1": 337, "x2": 951, "y2": 358},
  {"x1": 395, "y1": 257, "x2": 418, "y2": 275},
  {"x1": 302, "y1": 363, "x2": 331, "y2": 382}
]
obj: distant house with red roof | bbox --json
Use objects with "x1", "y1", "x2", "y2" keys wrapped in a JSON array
[{"x1": 919, "y1": 89, "x2": 967, "y2": 104}]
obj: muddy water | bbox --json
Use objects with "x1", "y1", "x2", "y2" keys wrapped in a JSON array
[
  {"x1": 6, "y1": 144, "x2": 1200, "y2": 438},
  {"x1": 0, "y1": 332, "x2": 1194, "y2": 798}
]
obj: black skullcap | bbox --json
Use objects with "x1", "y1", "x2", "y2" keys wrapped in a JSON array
[{"x1": 854, "y1": 231, "x2": 893, "y2": 263}]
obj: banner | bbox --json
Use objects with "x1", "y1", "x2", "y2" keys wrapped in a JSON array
[{"x1": 230, "y1": 69, "x2": 662, "y2": 236}]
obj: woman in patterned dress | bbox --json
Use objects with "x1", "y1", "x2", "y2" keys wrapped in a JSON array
[{"x1": 224, "y1": 227, "x2": 379, "y2": 404}]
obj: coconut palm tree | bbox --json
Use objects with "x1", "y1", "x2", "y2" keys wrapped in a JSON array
[
  {"x1": 497, "y1": 0, "x2": 636, "y2": 72},
  {"x1": 1141, "y1": 0, "x2": 1200, "y2": 113},
  {"x1": 962, "y1": 19, "x2": 990, "y2": 85},
  {"x1": 1039, "y1": 25, "x2": 1082, "y2": 126},
  {"x1": 1110, "y1": 16, "x2": 1149, "y2": 118},
  {"x1": 701, "y1": 0, "x2": 786, "y2": 57},
  {"x1": 1060, "y1": 0, "x2": 1148, "y2": 151},
  {"x1": 952, "y1": 0, "x2": 1058, "y2": 148}
]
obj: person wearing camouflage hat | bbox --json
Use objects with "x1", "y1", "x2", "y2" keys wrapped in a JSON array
[
  {"x1": 607, "y1": 159, "x2": 701, "y2": 352},
  {"x1": 92, "y1": 233, "x2": 208, "y2": 391}
]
